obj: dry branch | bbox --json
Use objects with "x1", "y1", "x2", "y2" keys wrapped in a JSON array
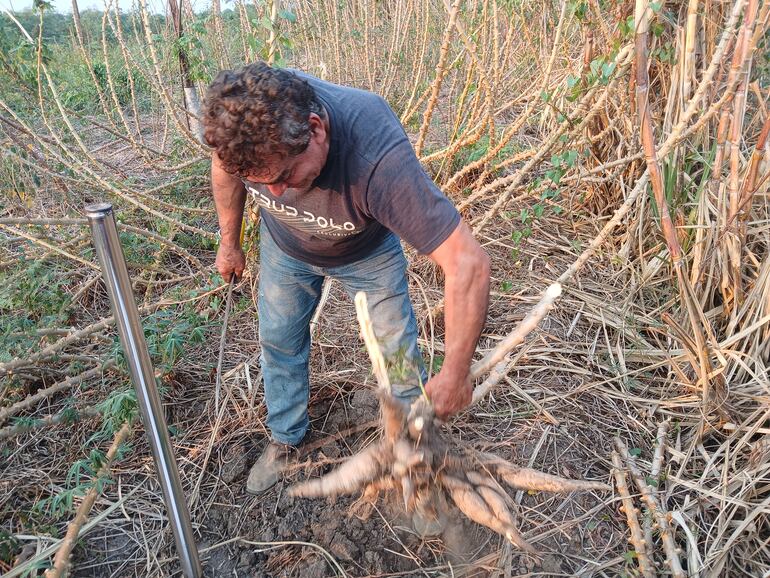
[
  {"x1": 0, "y1": 301, "x2": 162, "y2": 375},
  {"x1": 0, "y1": 224, "x2": 99, "y2": 271},
  {"x1": 414, "y1": 0, "x2": 461, "y2": 158},
  {"x1": 0, "y1": 363, "x2": 116, "y2": 426},
  {"x1": 470, "y1": 283, "x2": 561, "y2": 403},
  {"x1": 354, "y1": 292, "x2": 392, "y2": 393},
  {"x1": 635, "y1": 0, "x2": 718, "y2": 410},
  {"x1": 44, "y1": 421, "x2": 133, "y2": 578},
  {"x1": 0, "y1": 406, "x2": 101, "y2": 440},
  {"x1": 645, "y1": 420, "x2": 670, "y2": 548},
  {"x1": 611, "y1": 451, "x2": 656, "y2": 578},
  {"x1": 616, "y1": 437, "x2": 686, "y2": 578}
]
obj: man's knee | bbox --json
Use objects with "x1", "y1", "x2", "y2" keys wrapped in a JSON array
[{"x1": 259, "y1": 328, "x2": 310, "y2": 358}]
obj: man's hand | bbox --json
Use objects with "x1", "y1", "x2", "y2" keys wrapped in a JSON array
[
  {"x1": 425, "y1": 369, "x2": 473, "y2": 420},
  {"x1": 216, "y1": 244, "x2": 245, "y2": 281}
]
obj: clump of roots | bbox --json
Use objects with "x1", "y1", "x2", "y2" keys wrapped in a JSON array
[{"x1": 289, "y1": 392, "x2": 609, "y2": 554}]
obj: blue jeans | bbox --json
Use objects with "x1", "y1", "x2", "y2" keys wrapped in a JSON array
[{"x1": 258, "y1": 224, "x2": 427, "y2": 445}]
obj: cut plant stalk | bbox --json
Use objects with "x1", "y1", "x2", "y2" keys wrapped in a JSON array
[
  {"x1": 612, "y1": 451, "x2": 656, "y2": 578},
  {"x1": 635, "y1": 0, "x2": 720, "y2": 415}
]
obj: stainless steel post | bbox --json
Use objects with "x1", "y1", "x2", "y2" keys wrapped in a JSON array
[{"x1": 85, "y1": 202, "x2": 203, "y2": 578}]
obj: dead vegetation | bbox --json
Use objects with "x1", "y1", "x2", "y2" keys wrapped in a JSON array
[{"x1": 1, "y1": 0, "x2": 769, "y2": 576}]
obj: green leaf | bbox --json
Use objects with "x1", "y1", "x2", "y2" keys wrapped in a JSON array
[
  {"x1": 590, "y1": 57, "x2": 603, "y2": 77},
  {"x1": 629, "y1": 447, "x2": 642, "y2": 457},
  {"x1": 570, "y1": 0, "x2": 587, "y2": 20},
  {"x1": 645, "y1": 476, "x2": 659, "y2": 487},
  {"x1": 278, "y1": 9, "x2": 296, "y2": 22},
  {"x1": 650, "y1": 1, "x2": 663, "y2": 13},
  {"x1": 623, "y1": 550, "x2": 638, "y2": 563},
  {"x1": 545, "y1": 168, "x2": 563, "y2": 184},
  {"x1": 33, "y1": 0, "x2": 52, "y2": 12},
  {"x1": 540, "y1": 90, "x2": 551, "y2": 102}
]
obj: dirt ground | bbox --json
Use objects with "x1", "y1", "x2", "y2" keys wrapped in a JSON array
[{"x1": 57, "y1": 238, "x2": 624, "y2": 577}]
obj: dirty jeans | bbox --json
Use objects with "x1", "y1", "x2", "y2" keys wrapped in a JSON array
[{"x1": 258, "y1": 223, "x2": 427, "y2": 446}]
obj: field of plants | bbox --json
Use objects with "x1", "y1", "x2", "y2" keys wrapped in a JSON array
[{"x1": 1, "y1": 0, "x2": 769, "y2": 576}]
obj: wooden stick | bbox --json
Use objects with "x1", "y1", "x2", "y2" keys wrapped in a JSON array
[
  {"x1": 0, "y1": 363, "x2": 115, "y2": 426},
  {"x1": 215, "y1": 275, "x2": 236, "y2": 414},
  {"x1": 611, "y1": 451, "x2": 656, "y2": 578},
  {"x1": 310, "y1": 278, "x2": 334, "y2": 344},
  {"x1": 471, "y1": 283, "x2": 561, "y2": 389},
  {"x1": 616, "y1": 437, "x2": 686, "y2": 578},
  {"x1": 44, "y1": 422, "x2": 133, "y2": 578},
  {"x1": 354, "y1": 292, "x2": 391, "y2": 394},
  {"x1": 645, "y1": 420, "x2": 670, "y2": 550}
]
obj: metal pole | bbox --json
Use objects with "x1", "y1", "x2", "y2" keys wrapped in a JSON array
[{"x1": 85, "y1": 202, "x2": 203, "y2": 578}]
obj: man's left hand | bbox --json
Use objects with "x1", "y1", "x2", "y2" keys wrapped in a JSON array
[{"x1": 425, "y1": 370, "x2": 473, "y2": 420}]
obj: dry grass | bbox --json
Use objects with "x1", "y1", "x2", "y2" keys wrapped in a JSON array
[{"x1": 1, "y1": 0, "x2": 770, "y2": 576}]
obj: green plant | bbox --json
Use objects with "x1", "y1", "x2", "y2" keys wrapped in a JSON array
[
  {"x1": 172, "y1": 19, "x2": 215, "y2": 83},
  {"x1": 0, "y1": 529, "x2": 20, "y2": 566},
  {"x1": 0, "y1": 259, "x2": 73, "y2": 363},
  {"x1": 94, "y1": 388, "x2": 137, "y2": 439},
  {"x1": 249, "y1": 7, "x2": 297, "y2": 67}
]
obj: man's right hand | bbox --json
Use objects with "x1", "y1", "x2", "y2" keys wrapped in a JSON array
[{"x1": 216, "y1": 244, "x2": 246, "y2": 281}]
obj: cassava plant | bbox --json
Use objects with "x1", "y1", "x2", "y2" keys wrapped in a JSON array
[{"x1": 290, "y1": 292, "x2": 609, "y2": 554}]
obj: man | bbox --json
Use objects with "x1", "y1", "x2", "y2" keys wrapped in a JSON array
[{"x1": 203, "y1": 62, "x2": 490, "y2": 494}]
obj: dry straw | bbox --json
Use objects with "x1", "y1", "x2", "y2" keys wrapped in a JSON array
[{"x1": 2, "y1": 0, "x2": 770, "y2": 574}]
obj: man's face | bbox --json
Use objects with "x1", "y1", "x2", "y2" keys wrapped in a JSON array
[{"x1": 243, "y1": 112, "x2": 329, "y2": 197}]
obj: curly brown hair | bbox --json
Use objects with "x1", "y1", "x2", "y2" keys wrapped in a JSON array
[{"x1": 202, "y1": 62, "x2": 325, "y2": 176}]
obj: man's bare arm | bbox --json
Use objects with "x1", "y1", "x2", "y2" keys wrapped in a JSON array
[
  {"x1": 212, "y1": 153, "x2": 248, "y2": 279},
  {"x1": 425, "y1": 221, "x2": 491, "y2": 419}
]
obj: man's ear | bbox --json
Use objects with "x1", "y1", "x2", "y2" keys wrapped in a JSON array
[{"x1": 309, "y1": 113, "x2": 325, "y2": 139}]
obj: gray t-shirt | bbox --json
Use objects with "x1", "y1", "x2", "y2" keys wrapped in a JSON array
[{"x1": 246, "y1": 72, "x2": 460, "y2": 267}]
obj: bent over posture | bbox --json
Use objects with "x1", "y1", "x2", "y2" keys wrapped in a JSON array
[{"x1": 202, "y1": 63, "x2": 490, "y2": 494}]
